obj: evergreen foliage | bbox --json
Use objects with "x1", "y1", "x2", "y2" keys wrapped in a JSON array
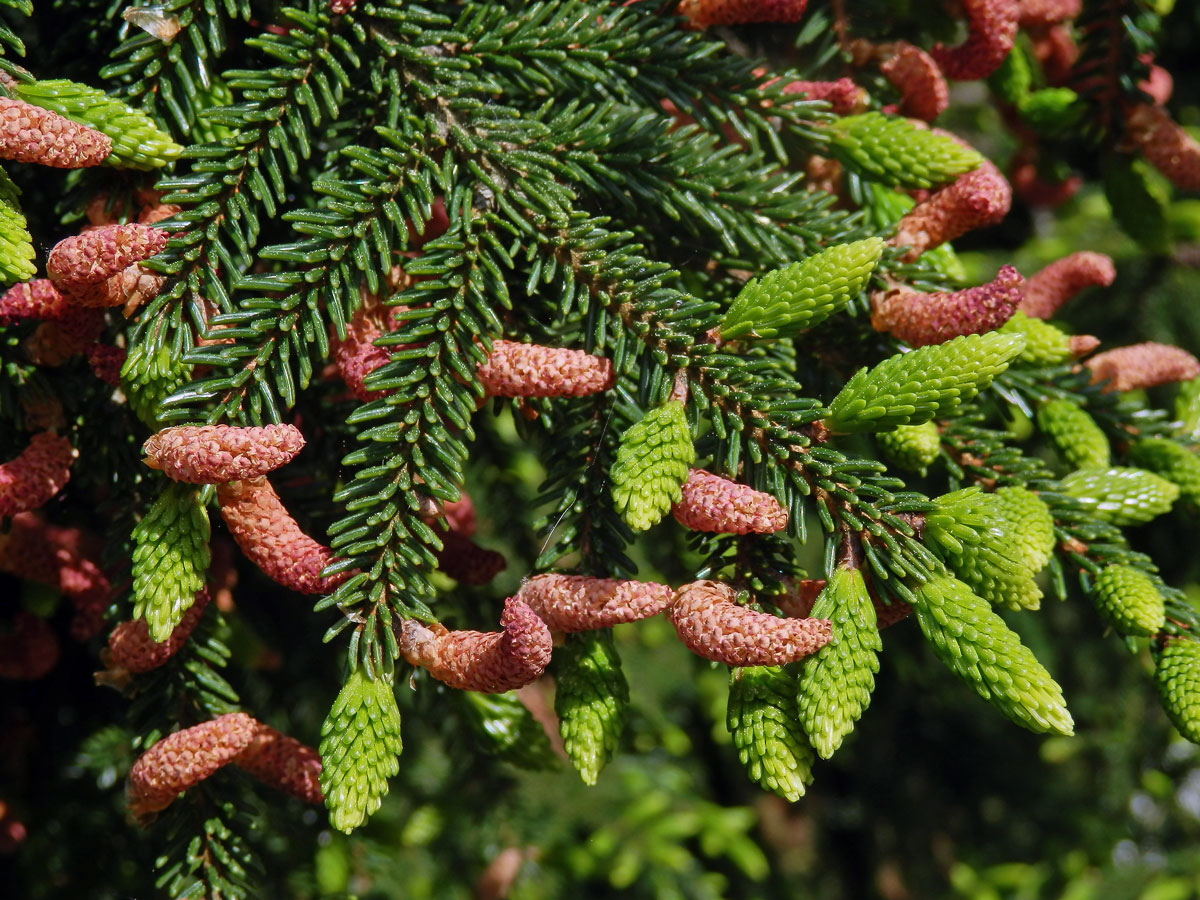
[
  {"x1": 319, "y1": 666, "x2": 403, "y2": 835},
  {"x1": 554, "y1": 630, "x2": 629, "y2": 785},
  {"x1": 130, "y1": 482, "x2": 211, "y2": 641},
  {"x1": 874, "y1": 420, "x2": 941, "y2": 472},
  {"x1": 1060, "y1": 466, "x2": 1180, "y2": 525},
  {"x1": 796, "y1": 566, "x2": 881, "y2": 759},
  {"x1": 718, "y1": 237, "x2": 883, "y2": 340},
  {"x1": 727, "y1": 664, "x2": 814, "y2": 803},
  {"x1": 1038, "y1": 398, "x2": 1111, "y2": 470},
  {"x1": 825, "y1": 333, "x2": 1025, "y2": 433},
  {"x1": 825, "y1": 111, "x2": 984, "y2": 188},
  {"x1": 610, "y1": 399, "x2": 695, "y2": 531},
  {"x1": 0, "y1": 167, "x2": 34, "y2": 283},
  {"x1": 911, "y1": 575, "x2": 1074, "y2": 736},
  {"x1": 1090, "y1": 564, "x2": 1166, "y2": 637},
  {"x1": 8, "y1": 0, "x2": 1200, "y2": 896}
]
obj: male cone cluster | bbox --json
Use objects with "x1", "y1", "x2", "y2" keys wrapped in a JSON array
[
  {"x1": 0, "y1": 431, "x2": 75, "y2": 517},
  {"x1": 127, "y1": 712, "x2": 322, "y2": 820},
  {"x1": 931, "y1": 0, "x2": 1019, "y2": 81},
  {"x1": 871, "y1": 264, "x2": 1024, "y2": 346},
  {"x1": 46, "y1": 222, "x2": 167, "y2": 313},
  {"x1": 0, "y1": 95, "x2": 111, "y2": 168},
  {"x1": 143, "y1": 424, "x2": 306, "y2": 483},
  {"x1": 106, "y1": 590, "x2": 211, "y2": 674}
]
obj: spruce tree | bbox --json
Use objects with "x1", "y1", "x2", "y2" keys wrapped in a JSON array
[{"x1": 5, "y1": 1, "x2": 1200, "y2": 896}]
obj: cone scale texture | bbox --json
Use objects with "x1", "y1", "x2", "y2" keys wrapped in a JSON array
[
  {"x1": 217, "y1": 477, "x2": 348, "y2": 595},
  {"x1": 668, "y1": 580, "x2": 832, "y2": 666},
  {"x1": 892, "y1": 159, "x2": 1012, "y2": 260},
  {"x1": 676, "y1": 0, "x2": 808, "y2": 28},
  {"x1": 555, "y1": 631, "x2": 628, "y2": 785},
  {"x1": 518, "y1": 574, "x2": 675, "y2": 632},
  {"x1": 728, "y1": 665, "x2": 815, "y2": 801},
  {"x1": 234, "y1": 722, "x2": 323, "y2": 805},
  {"x1": 1156, "y1": 639, "x2": 1200, "y2": 744},
  {"x1": 611, "y1": 400, "x2": 695, "y2": 531},
  {"x1": 0, "y1": 431, "x2": 76, "y2": 517},
  {"x1": 871, "y1": 264, "x2": 1024, "y2": 346},
  {"x1": 1037, "y1": 399, "x2": 1109, "y2": 470},
  {"x1": 797, "y1": 568, "x2": 882, "y2": 759},
  {"x1": 476, "y1": 341, "x2": 614, "y2": 398},
  {"x1": 319, "y1": 668, "x2": 403, "y2": 833},
  {"x1": 1090, "y1": 565, "x2": 1165, "y2": 637},
  {"x1": 1086, "y1": 343, "x2": 1200, "y2": 393},
  {"x1": 911, "y1": 575, "x2": 1073, "y2": 735},
  {"x1": 127, "y1": 713, "x2": 259, "y2": 818},
  {"x1": 108, "y1": 589, "x2": 211, "y2": 673},
  {"x1": 880, "y1": 41, "x2": 949, "y2": 121},
  {"x1": 399, "y1": 597, "x2": 553, "y2": 693},
  {"x1": 932, "y1": 0, "x2": 1020, "y2": 81},
  {"x1": 1020, "y1": 252, "x2": 1116, "y2": 319},
  {"x1": 47, "y1": 223, "x2": 167, "y2": 295},
  {"x1": 143, "y1": 424, "x2": 306, "y2": 484},
  {"x1": 0, "y1": 96, "x2": 111, "y2": 168},
  {"x1": 672, "y1": 469, "x2": 788, "y2": 534},
  {"x1": 1127, "y1": 104, "x2": 1200, "y2": 192}
]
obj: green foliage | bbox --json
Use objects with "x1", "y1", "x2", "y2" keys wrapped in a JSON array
[
  {"x1": 11, "y1": 77, "x2": 182, "y2": 169},
  {"x1": 797, "y1": 566, "x2": 881, "y2": 759},
  {"x1": 989, "y1": 41, "x2": 1033, "y2": 105},
  {"x1": 555, "y1": 630, "x2": 629, "y2": 786},
  {"x1": 1104, "y1": 155, "x2": 1172, "y2": 254},
  {"x1": 9, "y1": 1, "x2": 1200, "y2": 896},
  {"x1": 718, "y1": 238, "x2": 884, "y2": 341},
  {"x1": 1129, "y1": 437, "x2": 1200, "y2": 505},
  {"x1": 926, "y1": 487, "x2": 1055, "y2": 611},
  {"x1": 1090, "y1": 564, "x2": 1166, "y2": 637},
  {"x1": 121, "y1": 343, "x2": 192, "y2": 428},
  {"x1": 911, "y1": 575, "x2": 1074, "y2": 736},
  {"x1": 459, "y1": 691, "x2": 559, "y2": 771},
  {"x1": 130, "y1": 482, "x2": 210, "y2": 641},
  {"x1": 825, "y1": 333, "x2": 1025, "y2": 433},
  {"x1": 610, "y1": 401, "x2": 695, "y2": 531},
  {"x1": 1018, "y1": 88, "x2": 1083, "y2": 136},
  {"x1": 1156, "y1": 638, "x2": 1200, "y2": 743},
  {"x1": 1000, "y1": 312, "x2": 1079, "y2": 366},
  {"x1": 726, "y1": 665, "x2": 814, "y2": 802},
  {"x1": 1176, "y1": 377, "x2": 1200, "y2": 440},
  {"x1": 0, "y1": 166, "x2": 34, "y2": 283},
  {"x1": 320, "y1": 666, "x2": 404, "y2": 834},
  {"x1": 1037, "y1": 398, "x2": 1110, "y2": 470},
  {"x1": 825, "y1": 112, "x2": 983, "y2": 189},
  {"x1": 1060, "y1": 466, "x2": 1180, "y2": 526},
  {"x1": 874, "y1": 420, "x2": 941, "y2": 472}
]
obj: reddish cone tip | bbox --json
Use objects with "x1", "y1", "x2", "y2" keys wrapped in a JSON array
[
  {"x1": 1086, "y1": 342, "x2": 1200, "y2": 393},
  {"x1": 871, "y1": 265, "x2": 1024, "y2": 346},
  {"x1": 399, "y1": 597, "x2": 553, "y2": 693},
  {"x1": 932, "y1": 0, "x2": 1019, "y2": 81},
  {"x1": 1020, "y1": 252, "x2": 1115, "y2": 319}
]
